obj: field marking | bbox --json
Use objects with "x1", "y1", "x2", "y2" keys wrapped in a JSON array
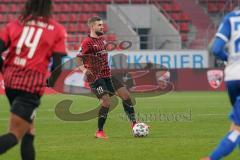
[{"x1": 0, "y1": 113, "x2": 227, "y2": 122}]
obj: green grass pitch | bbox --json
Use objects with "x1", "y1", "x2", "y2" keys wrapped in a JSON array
[{"x1": 0, "y1": 92, "x2": 239, "y2": 160}]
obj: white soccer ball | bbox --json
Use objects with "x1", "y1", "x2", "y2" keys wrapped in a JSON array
[{"x1": 132, "y1": 123, "x2": 149, "y2": 137}]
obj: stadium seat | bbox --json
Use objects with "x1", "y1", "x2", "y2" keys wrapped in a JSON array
[
  {"x1": 207, "y1": 3, "x2": 218, "y2": 13},
  {"x1": 180, "y1": 23, "x2": 189, "y2": 32},
  {"x1": 67, "y1": 23, "x2": 78, "y2": 33},
  {"x1": 103, "y1": 23, "x2": 109, "y2": 32},
  {"x1": 172, "y1": 3, "x2": 181, "y2": 13},
  {"x1": 60, "y1": 4, "x2": 69, "y2": 13},
  {"x1": 92, "y1": 4, "x2": 107, "y2": 13},
  {"x1": 67, "y1": 36, "x2": 79, "y2": 43},
  {"x1": 81, "y1": 4, "x2": 93, "y2": 13},
  {"x1": 78, "y1": 23, "x2": 89, "y2": 33},
  {"x1": 171, "y1": 13, "x2": 181, "y2": 22},
  {"x1": 78, "y1": 14, "x2": 90, "y2": 22},
  {"x1": 6, "y1": 14, "x2": 16, "y2": 22},
  {"x1": 106, "y1": 34, "x2": 117, "y2": 41},
  {"x1": 71, "y1": 4, "x2": 81, "y2": 13},
  {"x1": 9, "y1": 4, "x2": 18, "y2": 13},
  {"x1": 162, "y1": 4, "x2": 172, "y2": 13},
  {"x1": 58, "y1": 14, "x2": 68, "y2": 23},
  {"x1": 69, "y1": 14, "x2": 78, "y2": 22},
  {"x1": 132, "y1": 0, "x2": 146, "y2": 4},
  {"x1": 0, "y1": 4, "x2": 7, "y2": 13},
  {"x1": 0, "y1": 14, "x2": 5, "y2": 23},
  {"x1": 54, "y1": 4, "x2": 62, "y2": 13},
  {"x1": 181, "y1": 33, "x2": 188, "y2": 42},
  {"x1": 113, "y1": 0, "x2": 130, "y2": 4},
  {"x1": 180, "y1": 12, "x2": 190, "y2": 22}
]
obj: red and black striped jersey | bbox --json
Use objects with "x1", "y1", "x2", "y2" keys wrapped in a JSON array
[
  {"x1": 78, "y1": 35, "x2": 111, "y2": 81},
  {"x1": 0, "y1": 18, "x2": 67, "y2": 95}
]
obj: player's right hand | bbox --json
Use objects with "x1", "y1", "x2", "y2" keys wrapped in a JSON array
[{"x1": 84, "y1": 69, "x2": 96, "y2": 83}]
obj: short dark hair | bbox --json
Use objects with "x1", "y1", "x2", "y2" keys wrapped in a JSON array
[
  {"x1": 87, "y1": 16, "x2": 102, "y2": 27},
  {"x1": 21, "y1": 0, "x2": 52, "y2": 22}
]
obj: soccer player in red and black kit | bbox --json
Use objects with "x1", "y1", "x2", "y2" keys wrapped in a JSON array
[
  {"x1": 0, "y1": 0, "x2": 67, "y2": 159},
  {"x1": 77, "y1": 16, "x2": 141, "y2": 139}
]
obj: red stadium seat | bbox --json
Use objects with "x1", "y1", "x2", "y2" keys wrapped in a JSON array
[
  {"x1": 71, "y1": 4, "x2": 80, "y2": 13},
  {"x1": 181, "y1": 33, "x2": 188, "y2": 42},
  {"x1": 9, "y1": 4, "x2": 18, "y2": 13},
  {"x1": 106, "y1": 34, "x2": 117, "y2": 41},
  {"x1": 132, "y1": 0, "x2": 146, "y2": 4},
  {"x1": 180, "y1": 23, "x2": 189, "y2": 32},
  {"x1": 162, "y1": 4, "x2": 172, "y2": 12},
  {"x1": 0, "y1": 14, "x2": 5, "y2": 23},
  {"x1": 180, "y1": 12, "x2": 190, "y2": 22},
  {"x1": 67, "y1": 23, "x2": 78, "y2": 33},
  {"x1": 59, "y1": 14, "x2": 68, "y2": 23},
  {"x1": 92, "y1": 4, "x2": 107, "y2": 13},
  {"x1": 103, "y1": 23, "x2": 109, "y2": 32},
  {"x1": 6, "y1": 14, "x2": 16, "y2": 22},
  {"x1": 207, "y1": 3, "x2": 218, "y2": 13},
  {"x1": 60, "y1": 4, "x2": 69, "y2": 13},
  {"x1": 172, "y1": 3, "x2": 181, "y2": 13},
  {"x1": 78, "y1": 23, "x2": 89, "y2": 33},
  {"x1": 218, "y1": 3, "x2": 225, "y2": 11},
  {"x1": 69, "y1": 14, "x2": 77, "y2": 22},
  {"x1": 53, "y1": 4, "x2": 61, "y2": 13},
  {"x1": 113, "y1": 0, "x2": 130, "y2": 4},
  {"x1": 0, "y1": 4, "x2": 7, "y2": 13},
  {"x1": 81, "y1": 4, "x2": 93, "y2": 13},
  {"x1": 171, "y1": 13, "x2": 181, "y2": 22},
  {"x1": 67, "y1": 36, "x2": 76, "y2": 43},
  {"x1": 78, "y1": 14, "x2": 91, "y2": 22}
]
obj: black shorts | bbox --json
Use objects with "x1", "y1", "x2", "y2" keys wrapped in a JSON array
[
  {"x1": 5, "y1": 88, "x2": 41, "y2": 123},
  {"x1": 90, "y1": 76, "x2": 124, "y2": 98}
]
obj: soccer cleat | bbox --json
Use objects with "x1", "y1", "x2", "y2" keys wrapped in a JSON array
[
  {"x1": 200, "y1": 157, "x2": 211, "y2": 160},
  {"x1": 131, "y1": 122, "x2": 137, "y2": 128},
  {"x1": 95, "y1": 130, "x2": 108, "y2": 139}
]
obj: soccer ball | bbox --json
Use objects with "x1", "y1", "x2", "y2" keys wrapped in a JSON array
[{"x1": 132, "y1": 123, "x2": 149, "y2": 137}]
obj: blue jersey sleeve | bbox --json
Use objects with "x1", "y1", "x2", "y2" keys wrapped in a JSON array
[
  {"x1": 216, "y1": 14, "x2": 231, "y2": 42},
  {"x1": 211, "y1": 37, "x2": 228, "y2": 61}
]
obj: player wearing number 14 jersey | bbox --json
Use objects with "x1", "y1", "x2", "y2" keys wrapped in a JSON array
[{"x1": 0, "y1": 0, "x2": 67, "y2": 159}]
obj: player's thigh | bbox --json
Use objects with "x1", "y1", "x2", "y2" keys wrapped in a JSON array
[
  {"x1": 103, "y1": 77, "x2": 117, "y2": 96},
  {"x1": 115, "y1": 87, "x2": 130, "y2": 100},
  {"x1": 111, "y1": 76, "x2": 130, "y2": 99},
  {"x1": 10, "y1": 90, "x2": 41, "y2": 123},
  {"x1": 100, "y1": 94, "x2": 111, "y2": 107}
]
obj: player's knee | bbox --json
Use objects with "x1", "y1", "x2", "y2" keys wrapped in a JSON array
[
  {"x1": 101, "y1": 99, "x2": 111, "y2": 107},
  {"x1": 121, "y1": 94, "x2": 130, "y2": 101},
  {"x1": 101, "y1": 95, "x2": 111, "y2": 107},
  {"x1": 117, "y1": 87, "x2": 131, "y2": 100}
]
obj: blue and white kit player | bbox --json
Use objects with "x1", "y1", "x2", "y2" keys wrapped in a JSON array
[{"x1": 201, "y1": 9, "x2": 240, "y2": 160}]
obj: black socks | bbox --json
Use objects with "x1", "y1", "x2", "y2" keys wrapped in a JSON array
[
  {"x1": 98, "y1": 106, "x2": 109, "y2": 131},
  {"x1": 21, "y1": 133, "x2": 35, "y2": 160},
  {"x1": 0, "y1": 133, "x2": 18, "y2": 154},
  {"x1": 122, "y1": 99, "x2": 136, "y2": 123}
]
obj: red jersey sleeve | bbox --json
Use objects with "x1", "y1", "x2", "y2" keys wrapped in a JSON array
[
  {"x1": 0, "y1": 23, "x2": 10, "y2": 47},
  {"x1": 52, "y1": 25, "x2": 67, "y2": 55},
  {"x1": 78, "y1": 39, "x2": 92, "y2": 57}
]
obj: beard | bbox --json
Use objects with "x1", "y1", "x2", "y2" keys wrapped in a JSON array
[{"x1": 95, "y1": 31, "x2": 104, "y2": 36}]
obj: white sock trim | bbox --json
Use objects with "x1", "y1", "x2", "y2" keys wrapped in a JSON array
[{"x1": 228, "y1": 130, "x2": 240, "y2": 142}]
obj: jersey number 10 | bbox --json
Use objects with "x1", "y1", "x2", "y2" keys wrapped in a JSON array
[{"x1": 16, "y1": 26, "x2": 43, "y2": 59}]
